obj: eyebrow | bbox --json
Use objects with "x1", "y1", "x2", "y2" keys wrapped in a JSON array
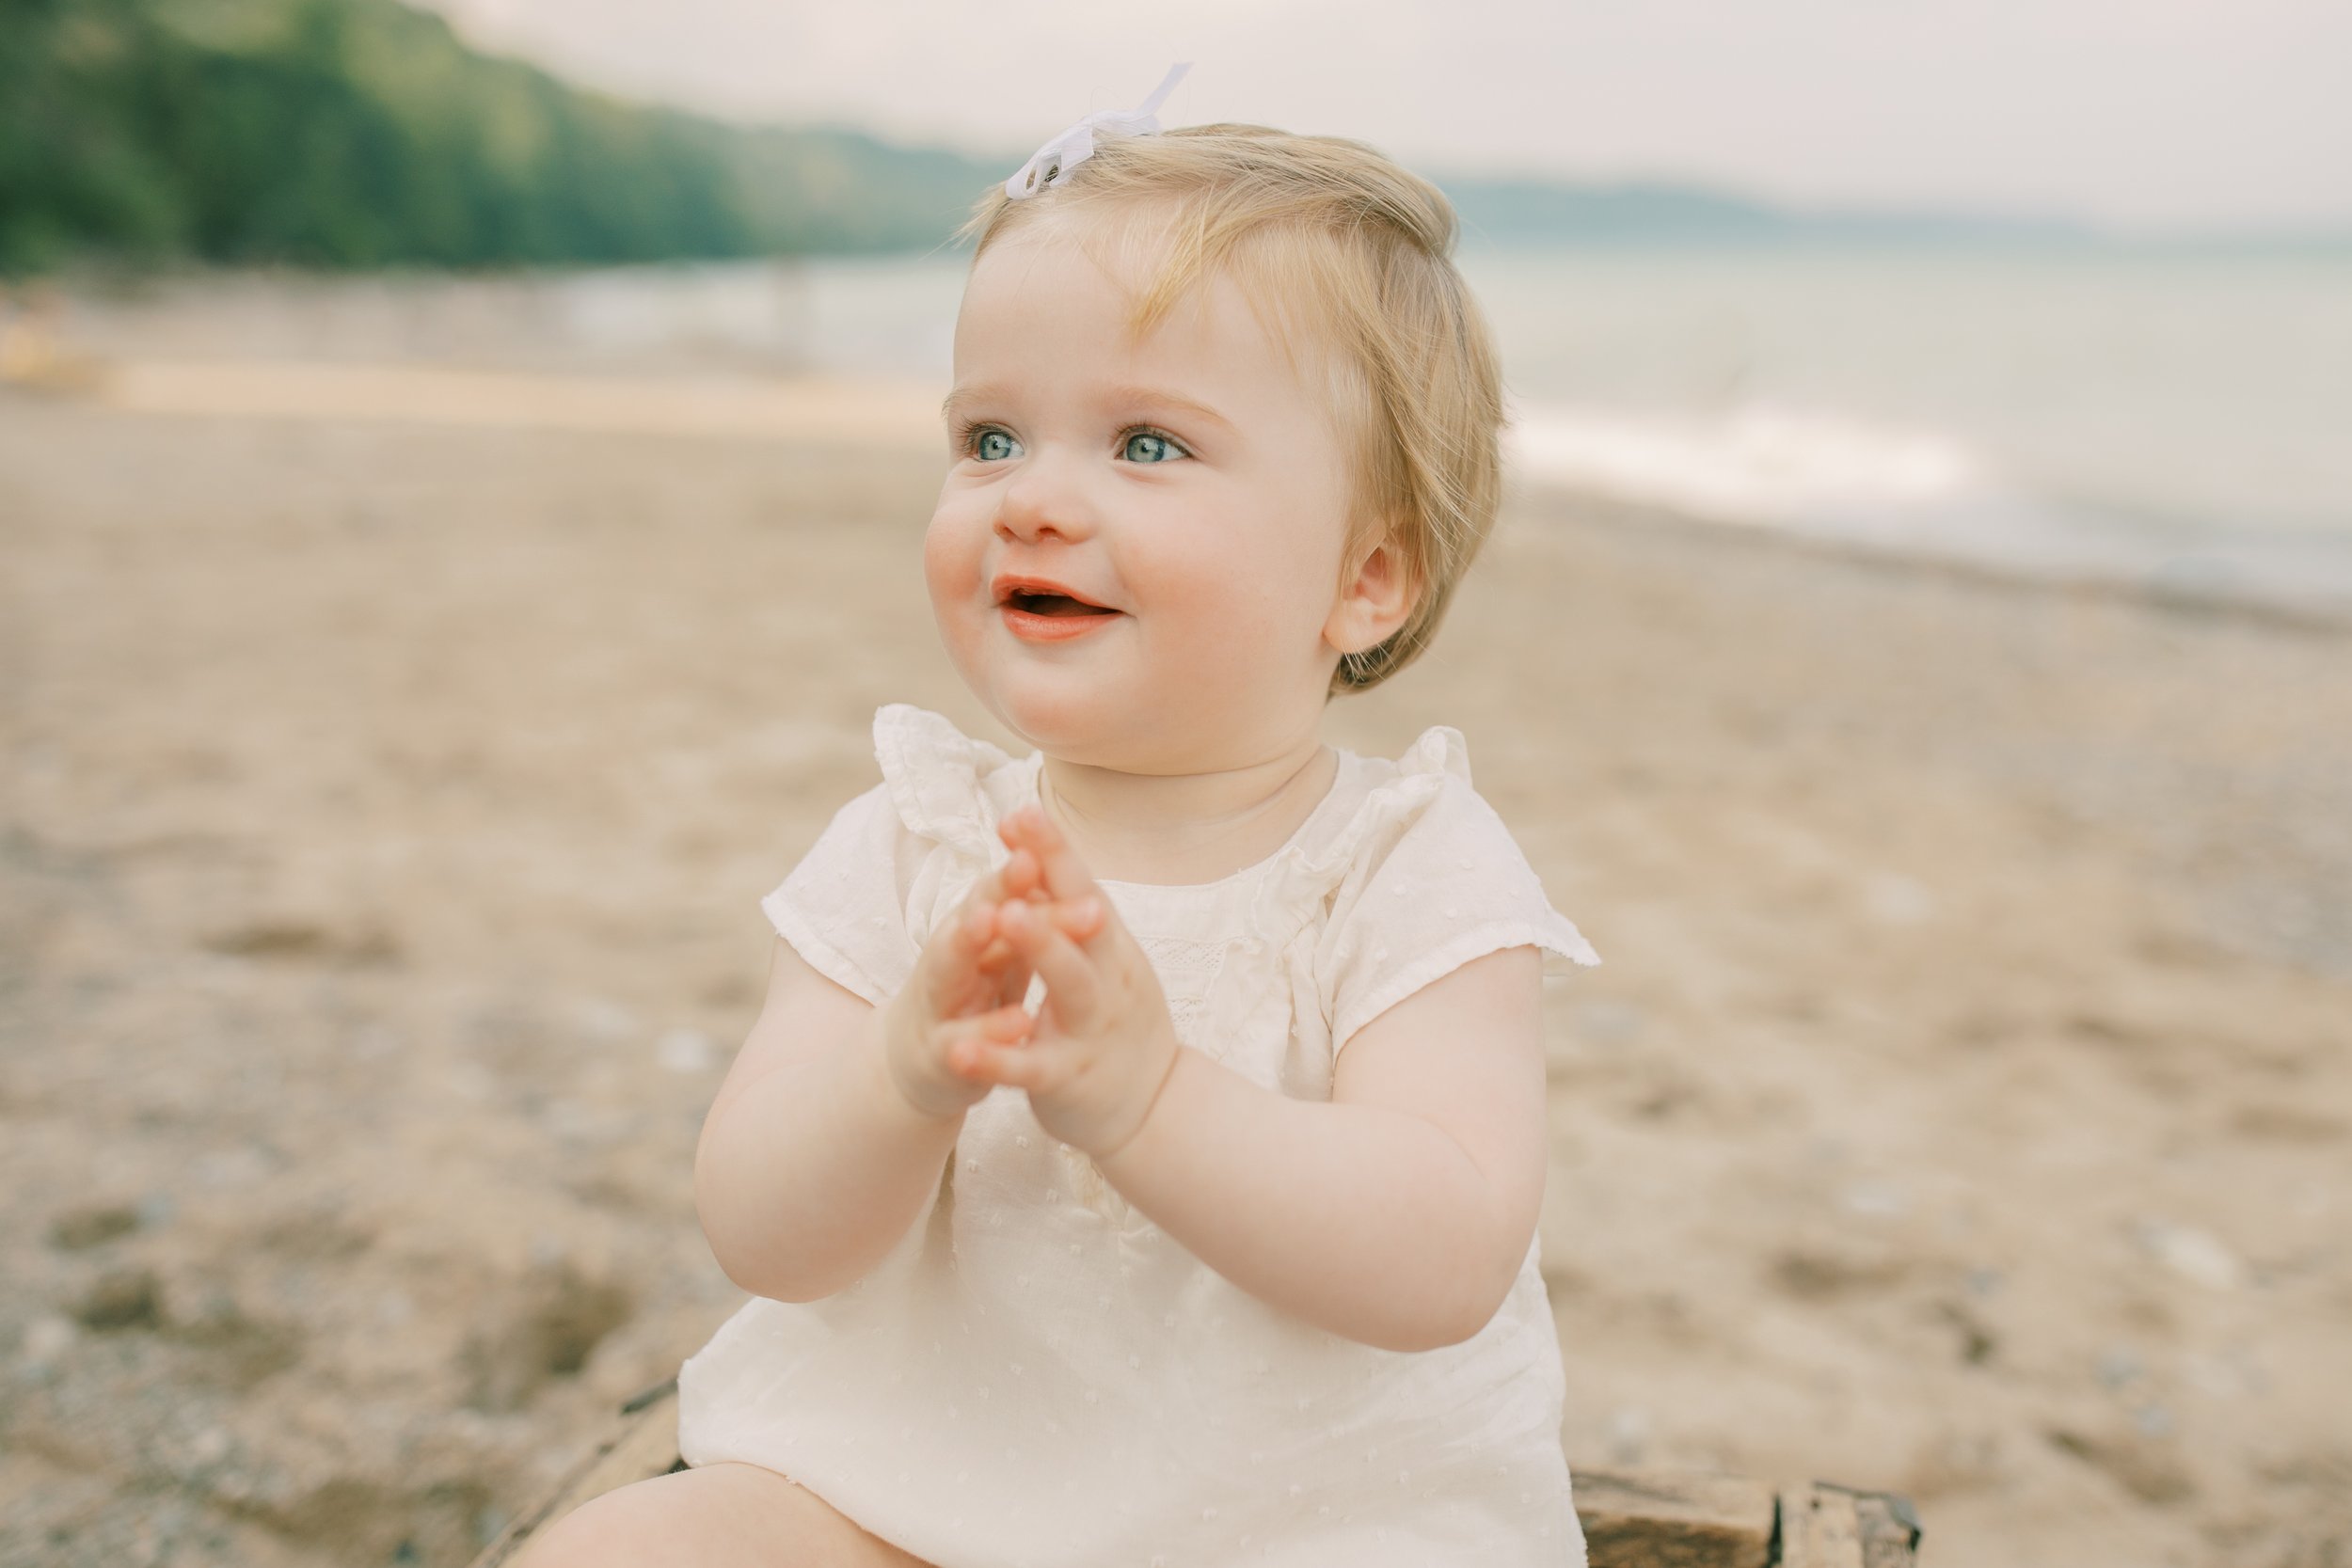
[{"x1": 939, "y1": 383, "x2": 1234, "y2": 434}]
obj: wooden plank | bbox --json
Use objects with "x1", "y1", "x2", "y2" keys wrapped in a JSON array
[
  {"x1": 1575, "y1": 1467, "x2": 1777, "y2": 1568},
  {"x1": 1823, "y1": 1484, "x2": 1924, "y2": 1568},
  {"x1": 1776, "y1": 1484, "x2": 1864, "y2": 1568},
  {"x1": 469, "y1": 1379, "x2": 683, "y2": 1568},
  {"x1": 463, "y1": 1384, "x2": 1912, "y2": 1568}
]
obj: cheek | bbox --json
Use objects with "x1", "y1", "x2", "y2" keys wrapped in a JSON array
[
  {"x1": 1125, "y1": 531, "x2": 1221, "y2": 627},
  {"x1": 922, "y1": 502, "x2": 985, "y2": 615},
  {"x1": 1137, "y1": 532, "x2": 1312, "y2": 659}
]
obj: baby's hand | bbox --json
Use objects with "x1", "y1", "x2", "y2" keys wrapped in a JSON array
[
  {"x1": 952, "y1": 805, "x2": 1182, "y2": 1160},
  {"x1": 880, "y1": 847, "x2": 1097, "y2": 1121}
]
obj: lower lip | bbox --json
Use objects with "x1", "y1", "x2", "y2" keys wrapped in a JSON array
[{"x1": 1000, "y1": 604, "x2": 1121, "y2": 641}]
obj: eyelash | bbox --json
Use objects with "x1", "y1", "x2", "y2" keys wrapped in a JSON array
[{"x1": 953, "y1": 420, "x2": 1191, "y2": 463}]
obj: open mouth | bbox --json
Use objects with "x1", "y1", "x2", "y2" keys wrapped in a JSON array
[{"x1": 1003, "y1": 590, "x2": 1117, "y2": 618}]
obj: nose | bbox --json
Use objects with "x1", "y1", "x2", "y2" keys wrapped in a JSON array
[{"x1": 993, "y1": 450, "x2": 1098, "y2": 546}]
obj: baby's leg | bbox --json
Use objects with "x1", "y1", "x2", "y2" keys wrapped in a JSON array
[{"x1": 508, "y1": 1460, "x2": 936, "y2": 1568}]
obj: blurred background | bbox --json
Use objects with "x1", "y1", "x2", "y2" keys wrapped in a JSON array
[{"x1": 3, "y1": 3, "x2": 2347, "y2": 1565}]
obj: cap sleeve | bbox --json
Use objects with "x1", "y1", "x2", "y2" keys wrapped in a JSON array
[
  {"x1": 758, "y1": 705, "x2": 1032, "y2": 1006},
  {"x1": 873, "y1": 703, "x2": 1018, "y2": 866},
  {"x1": 1318, "y1": 728, "x2": 1600, "y2": 1056},
  {"x1": 758, "y1": 782, "x2": 918, "y2": 1007}
]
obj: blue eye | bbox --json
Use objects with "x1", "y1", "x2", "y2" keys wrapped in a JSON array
[
  {"x1": 1122, "y1": 430, "x2": 1188, "y2": 464},
  {"x1": 972, "y1": 428, "x2": 1020, "y2": 462}
]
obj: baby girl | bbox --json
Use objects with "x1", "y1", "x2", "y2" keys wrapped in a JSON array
[{"x1": 518, "y1": 64, "x2": 1601, "y2": 1568}]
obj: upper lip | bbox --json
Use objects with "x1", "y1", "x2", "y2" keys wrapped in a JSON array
[{"x1": 992, "y1": 573, "x2": 1118, "y2": 610}]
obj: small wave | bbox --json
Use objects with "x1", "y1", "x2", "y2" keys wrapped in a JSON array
[
  {"x1": 1506, "y1": 403, "x2": 1984, "y2": 524},
  {"x1": 1506, "y1": 399, "x2": 2352, "y2": 622}
]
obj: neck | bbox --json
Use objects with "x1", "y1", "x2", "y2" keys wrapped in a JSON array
[{"x1": 1036, "y1": 730, "x2": 1338, "y2": 886}]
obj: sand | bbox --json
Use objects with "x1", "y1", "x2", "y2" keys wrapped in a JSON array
[{"x1": 3, "y1": 358, "x2": 2348, "y2": 1568}]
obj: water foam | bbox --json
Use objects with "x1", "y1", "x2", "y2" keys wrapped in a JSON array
[
  {"x1": 1505, "y1": 399, "x2": 2352, "y2": 620},
  {"x1": 1507, "y1": 403, "x2": 1984, "y2": 525}
]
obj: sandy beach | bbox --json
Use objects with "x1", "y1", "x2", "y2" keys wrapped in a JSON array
[{"x1": 3, "y1": 354, "x2": 2348, "y2": 1567}]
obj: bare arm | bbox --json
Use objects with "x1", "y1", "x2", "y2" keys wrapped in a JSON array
[
  {"x1": 692, "y1": 939, "x2": 964, "y2": 1304},
  {"x1": 1094, "y1": 945, "x2": 1550, "y2": 1353}
]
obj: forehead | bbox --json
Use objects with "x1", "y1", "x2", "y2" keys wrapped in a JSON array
[{"x1": 954, "y1": 210, "x2": 1335, "y2": 403}]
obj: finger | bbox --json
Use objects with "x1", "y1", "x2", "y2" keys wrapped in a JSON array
[
  {"x1": 975, "y1": 914, "x2": 1037, "y2": 1006},
  {"x1": 1000, "y1": 804, "x2": 1102, "y2": 912},
  {"x1": 942, "y1": 901, "x2": 1042, "y2": 1018},
  {"x1": 999, "y1": 899, "x2": 1101, "y2": 1023},
  {"x1": 1050, "y1": 895, "x2": 1106, "y2": 942},
  {"x1": 944, "y1": 1006, "x2": 1048, "y2": 1087},
  {"x1": 975, "y1": 897, "x2": 1098, "y2": 1000},
  {"x1": 993, "y1": 846, "x2": 1041, "y2": 903},
  {"x1": 953, "y1": 850, "x2": 1032, "y2": 931},
  {"x1": 963, "y1": 901, "x2": 1015, "y2": 971},
  {"x1": 924, "y1": 900, "x2": 996, "y2": 1012},
  {"x1": 946, "y1": 1002, "x2": 1031, "y2": 1060},
  {"x1": 959, "y1": 1038, "x2": 1051, "y2": 1092},
  {"x1": 955, "y1": 900, "x2": 994, "y2": 956},
  {"x1": 969, "y1": 876, "x2": 1099, "y2": 959}
]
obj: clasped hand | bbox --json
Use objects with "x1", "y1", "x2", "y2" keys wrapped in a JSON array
[{"x1": 880, "y1": 804, "x2": 1181, "y2": 1161}]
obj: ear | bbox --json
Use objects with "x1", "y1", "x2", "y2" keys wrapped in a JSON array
[{"x1": 1323, "y1": 531, "x2": 1418, "y2": 658}]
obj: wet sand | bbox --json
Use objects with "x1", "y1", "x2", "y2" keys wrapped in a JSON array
[{"x1": 3, "y1": 366, "x2": 2348, "y2": 1567}]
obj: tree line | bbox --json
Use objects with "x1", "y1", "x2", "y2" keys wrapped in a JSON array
[{"x1": 0, "y1": 0, "x2": 1002, "y2": 276}]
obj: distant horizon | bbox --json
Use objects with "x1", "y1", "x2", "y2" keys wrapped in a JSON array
[
  {"x1": 605, "y1": 110, "x2": 2352, "y2": 251},
  {"x1": 417, "y1": 0, "x2": 2352, "y2": 238},
  {"x1": 27, "y1": 0, "x2": 2342, "y2": 283}
]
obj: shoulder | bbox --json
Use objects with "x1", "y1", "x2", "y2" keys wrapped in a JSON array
[
  {"x1": 1314, "y1": 725, "x2": 1600, "y2": 1050},
  {"x1": 1330, "y1": 727, "x2": 1554, "y2": 912},
  {"x1": 871, "y1": 703, "x2": 1033, "y2": 856},
  {"x1": 760, "y1": 705, "x2": 1031, "y2": 1004}
]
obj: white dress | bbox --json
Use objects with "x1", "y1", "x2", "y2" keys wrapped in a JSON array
[{"x1": 677, "y1": 704, "x2": 1603, "y2": 1567}]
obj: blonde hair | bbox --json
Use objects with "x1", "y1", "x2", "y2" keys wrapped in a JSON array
[{"x1": 952, "y1": 123, "x2": 1506, "y2": 696}]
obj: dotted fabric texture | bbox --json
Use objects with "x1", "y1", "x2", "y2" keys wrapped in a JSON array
[{"x1": 683, "y1": 704, "x2": 1600, "y2": 1566}]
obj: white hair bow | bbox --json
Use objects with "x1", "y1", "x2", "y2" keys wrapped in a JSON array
[{"x1": 1004, "y1": 62, "x2": 1193, "y2": 200}]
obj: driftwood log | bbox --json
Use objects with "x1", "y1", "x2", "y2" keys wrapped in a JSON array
[{"x1": 471, "y1": 1378, "x2": 1920, "y2": 1568}]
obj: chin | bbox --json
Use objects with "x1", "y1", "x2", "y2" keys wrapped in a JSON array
[
  {"x1": 948, "y1": 635, "x2": 1113, "y2": 753},
  {"x1": 986, "y1": 688, "x2": 1124, "y2": 760}
]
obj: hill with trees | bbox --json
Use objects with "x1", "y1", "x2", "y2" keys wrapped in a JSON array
[
  {"x1": 0, "y1": 0, "x2": 1003, "y2": 275},
  {"x1": 15, "y1": 0, "x2": 2268, "y2": 278}
]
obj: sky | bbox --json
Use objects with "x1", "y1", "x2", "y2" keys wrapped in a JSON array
[{"x1": 416, "y1": 0, "x2": 2352, "y2": 234}]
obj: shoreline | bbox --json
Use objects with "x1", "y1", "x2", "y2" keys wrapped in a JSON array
[
  {"x1": 1509, "y1": 482, "x2": 2352, "y2": 640},
  {"x1": 8, "y1": 345, "x2": 2350, "y2": 637}
]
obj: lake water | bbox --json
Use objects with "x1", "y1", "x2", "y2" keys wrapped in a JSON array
[
  {"x1": 1462, "y1": 247, "x2": 2352, "y2": 616},
  {"x1": 592, "y1": 245, "x2": 2352, "y2": 616},
  {"x1": 45, "y1": 244, "x2": 2352, "y2": 615}
]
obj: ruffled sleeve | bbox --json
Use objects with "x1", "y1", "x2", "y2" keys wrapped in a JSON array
[
  {"x1": 1312, "y1": 726, "x2": 1600, "y2": 1057},
  {"x1": 757, "y1": 705, "x2": 1029, "y2": 1005},
  {"x1": 758, "y1": 781, "x2": 916, "y2": 1007},
  {"x1": 873, "y1": 704, "x2": 1019, "y2": 869}
]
